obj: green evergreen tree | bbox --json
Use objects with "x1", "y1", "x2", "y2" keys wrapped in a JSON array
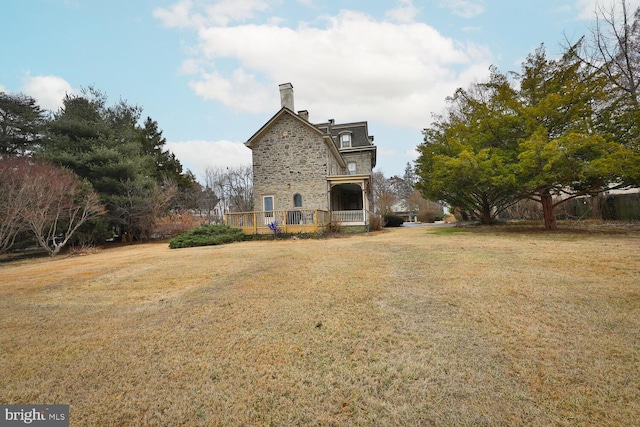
[
  {"x1": 416, "y1": 67, "x2": 522, "y2": 224},
  {"x1": 416, "y1": 45, "x2": 640, "y2": 230},
  {"x1": 514, "y1": 46, "x2": 639, "y2": 229},
  {"x1": 138, "y1": 116, "x2": 196, "y2": 190},
  {"x1": 37, "y1": 88, "x2": 192, "y2": 240},
  {"x1": 0, "y1": 92, "x2": 48, "y2": 155}
]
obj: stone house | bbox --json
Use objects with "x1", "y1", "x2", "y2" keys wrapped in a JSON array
[{"x1": 226, "y1": 83, "x2": 377, "y2": 233}]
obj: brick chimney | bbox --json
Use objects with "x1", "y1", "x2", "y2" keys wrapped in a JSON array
[{"x1": 279, "y1": 83, "x2": 294, "y2": 111}]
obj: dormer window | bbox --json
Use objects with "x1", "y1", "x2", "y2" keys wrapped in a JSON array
[{"x1": 340, "y1": 133, "x2": 352, "y2": 148}]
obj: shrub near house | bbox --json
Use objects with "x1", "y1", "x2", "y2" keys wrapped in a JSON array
[
  {"x1": 169, "y1": 225, "x2": 244, "y2": 249},
  {"x1": 383, "y1": 214, "x2": 404, "y2": 227}
]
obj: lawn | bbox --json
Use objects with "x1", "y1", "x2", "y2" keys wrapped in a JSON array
[{"x1": 1, "y1": 225, "x2": 639, "y2": 426}]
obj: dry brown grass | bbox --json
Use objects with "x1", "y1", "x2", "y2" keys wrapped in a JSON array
[{"x1": 1, "y1": 225, "x2": 639, "y2": 426}]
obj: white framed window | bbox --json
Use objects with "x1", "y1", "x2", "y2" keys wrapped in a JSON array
[
  {"x1": 340, "y1": 133, "x2": 351, "y2": 148},
  {"x1": 263, "y1": 195, "x2": 274, "y2": 211},
  {"x1": 347, "y1": 162, "x2": 357, "y2": 175}
]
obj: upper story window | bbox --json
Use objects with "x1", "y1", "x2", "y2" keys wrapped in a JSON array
[
  {"x1": 340, "y1": 133, "x2": 352, "y2": 148},
  {"x1": 347, "y1": 162, "x2": 357, "y2": 175}
]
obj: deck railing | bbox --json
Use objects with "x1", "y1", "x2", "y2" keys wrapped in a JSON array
[
  {"x1": 225, "y1": 209, "x2": 331, "y2": 234},
  {"x1": 331, "y1": 209, "x2": 367, "y2": 223}
]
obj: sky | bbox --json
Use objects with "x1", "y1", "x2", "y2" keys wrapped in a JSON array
[{"x1": 2, "y1": 0, "x2": 638, "y2": 182}]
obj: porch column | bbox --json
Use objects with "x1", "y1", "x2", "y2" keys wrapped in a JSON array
[{"x1": 360, "y1": 179, "x2": 368, "y2": 222}]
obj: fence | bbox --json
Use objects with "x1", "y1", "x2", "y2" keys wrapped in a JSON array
[{"x1": 225, "y1": 209, "x2": 331, "y2": 234}]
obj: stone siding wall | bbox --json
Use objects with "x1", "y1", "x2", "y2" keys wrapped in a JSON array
[
  {"x1": 327, "y1": 148, "x2": 343, "y2": 176},
  {"x1": 341, "y1": 151, "x2": 374, "y2": 175},
  {"x1": 252, "y1": 115, "x2": 332, "y2": 211}
]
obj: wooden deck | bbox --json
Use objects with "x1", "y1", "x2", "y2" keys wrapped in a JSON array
[{"x1": 225, "y1": 209, "x2": 331, "y2": 234}]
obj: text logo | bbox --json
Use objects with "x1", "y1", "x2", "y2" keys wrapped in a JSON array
[{"x1": 0, "y1": 405, "x2": 68, "y2": 427}]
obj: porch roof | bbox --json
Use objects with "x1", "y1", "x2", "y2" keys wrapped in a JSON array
[{"x1": 327, "y1": 174, "x2": 372, "y2": 185}]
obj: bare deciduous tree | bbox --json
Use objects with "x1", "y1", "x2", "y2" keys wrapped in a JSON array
[
  {"x1": 0, "y1": 157, "x2": 30, "y2": 254},
  {"x1": 408, "y1": 190, "x2": 445, "y2": 222},
  {"x1": 18, "y1": 160, "x2": 105, "y2": 255},
  {"x1": 203, "y1": 165, "x2": 253, "y2": 222},
  {"x1": 226, "y1": 165, "x2": 254, "y2": 212},
  {"x1": 113, "y1": 178, "x2": 177, "y2": 241},
  {"x1": 372, "y1": 170, "x2": 397, "y2": 215},
  {"x1": 574, "y1": 0, "x2": 640, "y2": 102}
]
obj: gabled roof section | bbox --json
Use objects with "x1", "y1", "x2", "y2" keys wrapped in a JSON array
[
  {"x1": 245, "y1": 107, "x2": 324, "y2": 149},
  {"x1": 244, "y1": 107, "x2": 346, "y2": 167}
]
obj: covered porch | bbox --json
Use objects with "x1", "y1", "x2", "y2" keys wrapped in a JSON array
[
  {"x1": 329, "y1": 175, "x2": 372, "y2": 226},
  {"x1": 225, "y1": 209, "x2": 331, "y2": 235}
]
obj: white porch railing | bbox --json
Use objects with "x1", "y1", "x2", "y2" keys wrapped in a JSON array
[{"x1": 331, "y1": 210, "x2": 366, "y2": 223}]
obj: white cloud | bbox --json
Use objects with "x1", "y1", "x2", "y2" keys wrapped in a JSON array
[
  {"x1": 188, "y1": 69, "x2": 273, "y2": 114},
  {"x1": 575, "y1": 0, "x2": 609, "y2": 20},
  {"x1": 575, "y1": 0, "x2": 608, "y2": 20},
  {"x1": 165, "y1": 139, "x2": 252, "y2": 181},
  {"x1": 179, "y1": 58, "x2": 203, "y2": 75},
  {"x1": 386, "y1": 0, "x2": 420, "y2": 23},
  {"x1": 575, "y1": 0, "x2": 640, "y2": 20},
  {"x1": 405, "y1": 147, "x2": 420, "y2": 160},
  {"x1": 153, "y1": 0, "x2": 195, "y2": 28},
  {"x1": 437, "y1": 0, "x2": 485, "y2": 19},
  {"x1": 21, "y1": 75, "x2": 75, "y2": 111},
  {"x1": 202, "y1": 0, "x2": 269, "y2": 26},
  {"x1": 154, "y1": 0, "x2": 270, "y2": 28},
  {"x1": 378, "y1": 147, "x2": 397, "y2": 158},
  {"x1": 0, "y1": 84, "x2": 7, "y2": 93},
  {"x1": 160, "y1": 6, "x2": 493, "y2": 130}
]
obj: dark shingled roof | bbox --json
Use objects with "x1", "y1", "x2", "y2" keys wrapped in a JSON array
[{"x1": 315, "y1": 121, "x2": 374, "y2": 149}]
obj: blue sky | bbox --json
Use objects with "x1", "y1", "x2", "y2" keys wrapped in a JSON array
[{"x1": 2, "y1": 0, "x2": 636, "y2": 181}]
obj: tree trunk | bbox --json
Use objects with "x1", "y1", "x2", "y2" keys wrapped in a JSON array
[
  {"x1": 480, "y1": 209, "x2": 493, "y2": 225},
  {"x1": 479, "y1": 197, "x2": 493, "y2": 225},
  {"x1": 541, "y1": 192, "x2": 557, "y2": 230}
]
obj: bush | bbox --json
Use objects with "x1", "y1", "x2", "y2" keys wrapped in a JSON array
[
  {"x1": 153, "y1": 212, "x2": 205, "y2": 239},
  {"x1": 417, "y1": 209, "x2": 437, "y2": 223},
  {"x1": 169, "y1": 224, "x2": 244, "y2": 249},
  {"x1": 443, "y1": 214, "x2": 457, "y2": 224},
  {"x1": 243, "y1": 232, "x2": 323, "y2": 241},
  {"x1": 369, "y1": 215, "x2": 383, "y2": 231},
  {"x1": 601, "y1": 193, "x2": 640, "y2": 220},
  {"x1": 383, "y1": 214, "x2": 404, "y2": 227}
]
